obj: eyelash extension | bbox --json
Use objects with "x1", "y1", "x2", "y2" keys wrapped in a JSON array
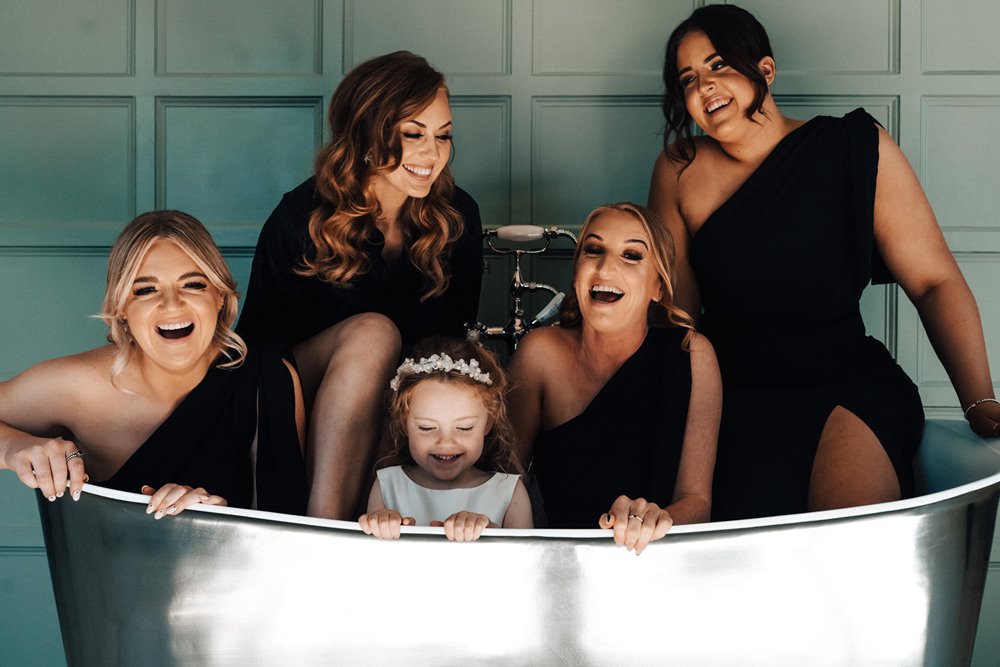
[
  {"x1": 184, "y1": 281, "x2": 208, "y2": 290},
  {"x1": 133, "y1": 286, "x2": 156, "y2": 296}
]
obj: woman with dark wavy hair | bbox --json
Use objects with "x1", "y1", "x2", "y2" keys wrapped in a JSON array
[
  {"x1": 648, "y1": 4, "x2": 997, "y2": 520},
  {"x1": 237, "y1": 51, "x2": 483, "y2": 519}
]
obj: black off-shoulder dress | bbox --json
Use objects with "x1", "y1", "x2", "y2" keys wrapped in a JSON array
[
  {"x1": 690, "y1": 108, "x2": 924, "y2": 520},
  {"x1": 531, "y1": 327, "x2": 693, "y2": 528},
  {"x1": 102, "y1": 345, "x2": 307, "y2": 515}
]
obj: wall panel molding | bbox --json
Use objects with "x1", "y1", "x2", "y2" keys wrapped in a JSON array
[
  {"x1": 0, "y1": 97, "x2": 135, "y2": 246},
  {"x1": 155, "y1": 0, "x2": 322, "y2": 76},
  {"x1": 531, "y1": 0, "x2": 696, "y2": 76},
  {"x1": 730, "y1": 0, "x2": 899, "y2": 75},
  {"x1": 921, "y1": 97, "x2": 1000, "y2": 253},
  {"x1": 450, "y1": 96, "x2": 512, "y2": 227},
  {"x1": 531, "y1": 95, "x2": 662, "y2": 229},
  {"x1": 0, "y1": 0, "x2": 134, "y2": 77},
  {"x1": 155, "y1": 97, "x2": 323, "y2": 245},
  {"x1": 922, "y1": 0, "x2": 1000, "y2": 75},
  {"x1": 343, "y1": 0, "x2": 511, "y2": 76}
]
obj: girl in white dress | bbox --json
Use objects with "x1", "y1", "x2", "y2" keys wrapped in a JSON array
[{"x1": 359, "y1": 338, "x2": 532, "y2": 541}]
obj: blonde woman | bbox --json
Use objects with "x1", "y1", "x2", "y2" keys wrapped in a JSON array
[
  {"x1": 0, "y1": 211, "x2": 307, "y2": 516},
  {"x1": 237, "y1": 51, "x2": 482, "y2": 519},
  {"x1": 509, "y1": 203, "x2": 721, "y2": 555}
]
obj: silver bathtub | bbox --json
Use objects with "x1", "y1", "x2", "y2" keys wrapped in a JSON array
[{"x1": 39, "y1": 419, "x2": 1000, "y2": 666}]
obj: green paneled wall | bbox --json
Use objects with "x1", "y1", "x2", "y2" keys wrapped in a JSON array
[{"x1": 1, "y1": 1, "x2": 999, "y2": 665}]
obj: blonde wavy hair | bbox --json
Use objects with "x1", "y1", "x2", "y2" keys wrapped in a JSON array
[
  {"x1": 378, "y1": 337, "x2": 523, "y2": 476},
  {"x1": 559, "y1": 202, "x2": 696, "y2": 348},
  {"x1": 100, "y1": 210, "x2": 246, "y2": 385},
  {"x1": 298, "y1": 51, "x2": 462, "y2": 300}
]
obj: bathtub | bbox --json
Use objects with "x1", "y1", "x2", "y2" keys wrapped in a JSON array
[{"x1": 39, "y1": 419, "x2": 1000, "y2": 666}]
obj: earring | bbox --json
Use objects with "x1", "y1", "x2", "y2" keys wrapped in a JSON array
[{"x1": 363, "y1": 153, "x2": 372, "y2": 165}]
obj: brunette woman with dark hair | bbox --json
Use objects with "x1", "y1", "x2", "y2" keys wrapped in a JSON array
[
  {"x1": 648, "y1": 5, "x2": 998, "y2": 520},
  {"x1": 238, "y1": 51, "x2": 483, "y2": 519}
]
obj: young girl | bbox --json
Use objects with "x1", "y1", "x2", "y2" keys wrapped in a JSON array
[{"x1": 359, "y1": 337, "x2": 532, "y2": 541}]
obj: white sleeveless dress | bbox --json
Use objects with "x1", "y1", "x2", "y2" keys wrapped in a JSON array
[{"x1": 376, "y1": 466, "x2": 520, "y2": 526}]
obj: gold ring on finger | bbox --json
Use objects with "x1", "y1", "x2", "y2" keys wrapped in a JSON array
[{"x1": 628, "y1": 514, "x2": 643, "y2": 524}]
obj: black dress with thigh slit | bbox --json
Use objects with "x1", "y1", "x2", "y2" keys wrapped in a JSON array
[{"x1": 689, "y1": 108, "x2": 924, "y2": 521}]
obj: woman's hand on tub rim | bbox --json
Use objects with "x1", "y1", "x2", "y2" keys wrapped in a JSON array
[
  {"x1": 141, "y1": 483, "x2": 226, "y2": 519},
  {"x1": 3, "y1": 433, "x2": 88, "y2": 502},
  {"x1": 600, "y1": 495, "x2": 673, "y2": 555}
]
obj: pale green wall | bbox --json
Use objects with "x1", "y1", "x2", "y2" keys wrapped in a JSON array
[{"x1": 2, "y1": 1, "x2": 999, "y2": 665}]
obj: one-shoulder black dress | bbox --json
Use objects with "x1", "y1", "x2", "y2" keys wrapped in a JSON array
[
  {"x1": 690, "y1": 108, "x2": 924, "y2": 521},
  {"x1": 102, "y1": 344, "x2": 307, "y2": 515},
  {"x1": 531, "y1": 327, "x2": 692, "y2": 528}
]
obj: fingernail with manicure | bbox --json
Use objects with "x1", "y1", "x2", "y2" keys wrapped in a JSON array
[
  {"x1": 48, "y1": 495, "x2": 56, "y2": 502},
  {"x1": 167, "y1": 505, "x2": 177, "y2": 514},
  {"x1": 146, "y1": 504, "x2": 154, "y2": 514},
  {"x1": 73, "y1": 490, "x2": 81, "y2": 501},
  {"x1": 154, "y1": 510, "x2": 164, "y2": 519}
]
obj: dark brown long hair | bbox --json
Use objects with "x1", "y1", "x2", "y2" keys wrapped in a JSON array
[
  {"x1": 661, "y1": 4, "x2": 774, "y2": 167},
  {"x1": 298, "y1": 51, "x2": 462, "y2": 300}
]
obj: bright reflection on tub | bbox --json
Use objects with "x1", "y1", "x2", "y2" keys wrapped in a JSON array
[
  {"x1": 577, "y1": 516, "x2": 928, "y2": 666},
  {"x1": 165, "y1": 522, "x2": 544, "y2": 663}
]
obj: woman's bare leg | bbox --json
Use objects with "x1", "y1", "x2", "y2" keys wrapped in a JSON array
[
  {"x1": 293, "y1": 312, "x2": 401, "y2": 519},
  {"x1": 807, "y1": 406, "x2": 900, "y2": 512}
]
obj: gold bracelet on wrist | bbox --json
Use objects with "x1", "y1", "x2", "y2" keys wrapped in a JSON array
[{"x1": 963, "y1": 397, "x2": 1000, "y2": 420}]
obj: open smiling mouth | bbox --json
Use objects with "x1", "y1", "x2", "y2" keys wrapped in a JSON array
[
  {"x1": 403, "y1": 164, "x2": 432, "y2": 178},
  {"x1": 590, "y1": 285, "x2": 624, "y2": 303},
  {"x1": 431, "y1": 453, "x2": 462, "y2": 463},
  {"x1": 157, "y1": 322, "x2": 194, "y2": 340},
  {"x1": 706, "y1": 98, "x2": 732, "y2": 115}
]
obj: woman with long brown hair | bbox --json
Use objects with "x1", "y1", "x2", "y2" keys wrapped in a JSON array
[{"x1": 237, "y1": 51, "x2": 482, "y2": 519}]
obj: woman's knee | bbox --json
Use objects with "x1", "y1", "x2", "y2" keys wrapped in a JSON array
[{"x1": 338, "y1": 312, "x2": 402, "y2": 357}]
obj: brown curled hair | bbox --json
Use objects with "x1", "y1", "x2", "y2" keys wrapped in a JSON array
[
  {"x1": 298, "y1": 51, "x2": 462, "y2": 300},
  {"x1": 378, "y1": 336, "x2": 522, "y2": 476},
  {"x1": 559, "y1": 202, "x2": 695, "y2": 349}
]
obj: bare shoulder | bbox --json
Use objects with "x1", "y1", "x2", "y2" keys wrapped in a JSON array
[
  {"x1": 687, "y1": 332, "x2": 719, "y2": 372},
  {"x1": 0, "y1": 346, "x2": 116, "y2": 429},
  {"x1": 512, "y1": 325, "x2": 573, "y2": 364},
  {"x1": 3, "y1": 347, "x2": 112, "y2": 391}
]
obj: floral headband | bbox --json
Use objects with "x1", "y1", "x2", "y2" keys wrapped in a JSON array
[{"x1": 390, "y1": 353, "x2": 493, "y2": 391}]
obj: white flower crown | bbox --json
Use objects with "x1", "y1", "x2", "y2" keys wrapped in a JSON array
[{"x1": 390, "y1": 353, "x2": 493, "y2": 391}]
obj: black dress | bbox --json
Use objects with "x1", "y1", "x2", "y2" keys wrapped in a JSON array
[
  {"x1": 102, "y1": 344, "x2": 307, "y2": 515},
  {"x1": 689, "y1": 108, "x2": 924, "y2": 521},
  {"x1": 531, "y1": 327, "x2": 692, "y2": 528},
  {"x1": 236, "y1": 177, "x2": 483, "y2": 347}
]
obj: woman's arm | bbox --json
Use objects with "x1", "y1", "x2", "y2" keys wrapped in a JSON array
[
  {"x1": 0, "y1": 358, "x2": 90, "y2": 500},
  {"x1": 648, "y1": 152, "x2": 702, "y2": 321},
  {"x1": 872, "y1": 126, "x2": 998, "y2": 436},
  {"x1": 506, "y1": 329, "x2": 551, "y2": 467},
  {"x1": 668, "y1": 332, "x2": 721, "y2": 524},
  {"x1": 501, "y1": 478, "x2": 533, "y2": 529}
]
